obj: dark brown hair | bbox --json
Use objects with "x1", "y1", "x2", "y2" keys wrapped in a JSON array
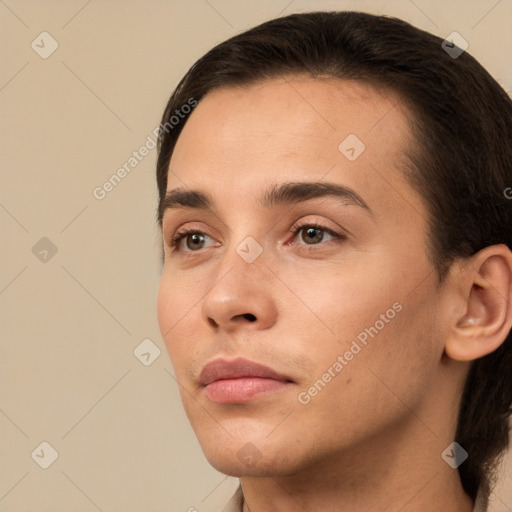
[{"x1": 155, "y1": 11, "x2": 512, "y2": 501}]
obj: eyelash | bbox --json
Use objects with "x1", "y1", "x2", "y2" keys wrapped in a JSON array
[{"x1": 169, "y1": 221, "x2": 346, "y2": 256}]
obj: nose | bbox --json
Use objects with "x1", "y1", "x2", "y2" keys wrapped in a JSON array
[{"x1": 200, "y1": 244, "x2": 278, "y2": 333}]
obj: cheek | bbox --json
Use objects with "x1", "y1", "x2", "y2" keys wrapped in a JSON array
[
  {"x1": 291, "y1": 304, "x2": 439, "y2": 449},
  {"x1": 278, "y1": 257, "x2": 401, "y2": 349},
  {"x1": 157, "y1": 265, "x2": 204, "y2": 326},
  {"x1": 157, "y1": 271, "x2": 197, "y2": 362},
  {"x1": 312, "y1": 279, "x2": 438, "y2": 416},
  {"x1": 287, "y1": 248, "x2": 439, "y2": 396},
  {"x1": 156, "y1": 274, "x2": 173, "y2": 336}
]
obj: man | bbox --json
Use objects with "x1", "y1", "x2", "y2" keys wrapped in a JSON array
[{"x1": 155, "y1": 11, "x2": 512, "y2": 512}]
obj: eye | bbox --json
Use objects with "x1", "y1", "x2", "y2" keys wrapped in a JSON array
[
  {"x1": 168, "y1": 221, "x2": 346, "y2": 257},
  {"x1": 288, "y1": 222, "x2": 346, "y2": 248},
  {"x1": 170, "y1": 228, "x2": 218, "y2": 252}
]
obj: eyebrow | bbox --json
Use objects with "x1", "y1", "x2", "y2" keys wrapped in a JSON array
[{"x1": 159, "y1": 181, "x2": 371, "y2": 222}]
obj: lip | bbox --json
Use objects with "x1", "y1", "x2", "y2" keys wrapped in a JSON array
[{"x1": 199, "y1": 357, "x2": 294, "y2": 403}]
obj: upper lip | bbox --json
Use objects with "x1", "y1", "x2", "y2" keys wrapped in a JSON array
[{"x1": 199, "y1": 357, "x2": 294, "y2": 386}]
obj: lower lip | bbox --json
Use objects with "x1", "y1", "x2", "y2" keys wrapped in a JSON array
[{"x1": 205, "y1": 377, "x2": 291, "y2": 403}]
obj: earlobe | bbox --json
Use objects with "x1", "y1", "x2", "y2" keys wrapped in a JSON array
[{"x1": 445, "y1": 245, "x2": 512, "y2": 362}]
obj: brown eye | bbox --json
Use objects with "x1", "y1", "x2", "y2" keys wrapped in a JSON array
[
  {"x1": 291, "y1": 223, "x2": 345, "y2": 247},
  {"x1": 171, "y1": 230, "x2": 216, "y2": 252},
  {"x1": 300, "y1": 226, "x2": 326, "y2": 244},
  {"x1": 184, "y1": 233, "x2": 206, "y2": 250}
]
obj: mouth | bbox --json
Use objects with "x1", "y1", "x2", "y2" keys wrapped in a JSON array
[{"x1": 199, "y1": 357, "x2": 295, "y2": 404}]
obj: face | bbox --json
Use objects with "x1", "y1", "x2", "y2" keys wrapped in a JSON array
[{"x1": 157, "y1": 77, "x2": 451, "y2": 477}]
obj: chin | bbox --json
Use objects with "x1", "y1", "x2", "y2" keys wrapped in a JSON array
[
  {"x1": 204, "y1": 453, "x2": 291, "y2": 478},
  {"x1": 199, "y1": 438, "x2": 308, "y2": 478},
  {"x1": 206, "y1": 458, "x2": 274, "y2": 477}
]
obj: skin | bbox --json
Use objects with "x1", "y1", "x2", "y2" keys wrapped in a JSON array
[{"x1": 157, "y1": 76, "x2": 512, "y2": 511}]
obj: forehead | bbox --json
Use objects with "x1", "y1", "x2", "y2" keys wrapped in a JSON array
[{"x1": 166, "y1": 76, "x2": 419, "y2": 217}]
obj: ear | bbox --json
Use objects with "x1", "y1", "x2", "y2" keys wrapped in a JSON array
[{"x1": 445, "y1": 244, "x2": 512, "y2": 362}]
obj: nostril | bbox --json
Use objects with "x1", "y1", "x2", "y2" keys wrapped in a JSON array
[{"x1": 243, "y1": 313, "x2": 257, "y2": 322}]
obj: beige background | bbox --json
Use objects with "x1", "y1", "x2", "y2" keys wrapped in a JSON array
[{"x1": 0, "y1": 0, "x2": 511, "y2": 510}]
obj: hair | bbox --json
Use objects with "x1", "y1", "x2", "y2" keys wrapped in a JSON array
[{"x1": 155, "y1": 10, "x2": 512, "y2": 502}]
